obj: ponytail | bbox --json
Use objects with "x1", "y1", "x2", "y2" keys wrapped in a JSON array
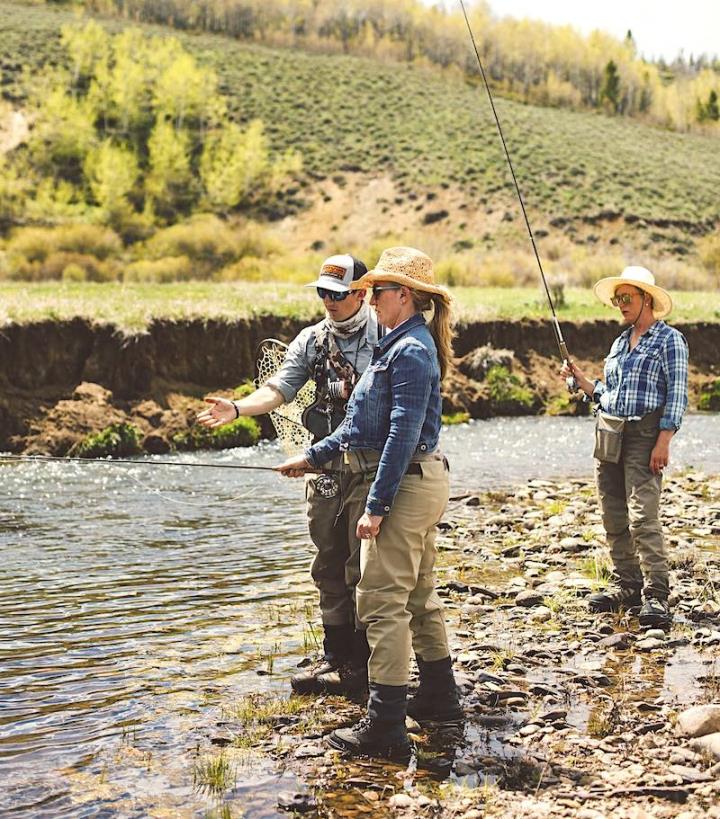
[{"x1": 410, "y1": 290, "x2": 455, "y2": 381}]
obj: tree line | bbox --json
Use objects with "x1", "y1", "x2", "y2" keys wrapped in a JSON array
[{"x1": 71, "y1": 0, "x2": 720, "y2": 132}]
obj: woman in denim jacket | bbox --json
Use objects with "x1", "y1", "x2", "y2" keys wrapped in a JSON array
[{"x1": 278, "y1": 246, "x2": 463, "y2": 759}]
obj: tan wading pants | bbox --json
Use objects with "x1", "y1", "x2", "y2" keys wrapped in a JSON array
[
  {"x1": 595, "y1": 409, "x2": 669, "y2": 600},
  {"x1": 356, "y1": 458, "x2": 451, "y2": 687},
  {"x1": 306, "y1": 452, "x2": 379, "y2": 628}
]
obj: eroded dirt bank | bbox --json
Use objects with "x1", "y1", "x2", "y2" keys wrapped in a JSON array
[{"x1": 0, "y1": 319, "x2": 718, "y2": 453}]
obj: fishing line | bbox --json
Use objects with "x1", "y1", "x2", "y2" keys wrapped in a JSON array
[
  {"x1": 122, "y1": 469, "x2": 257, "y2": 509},
  {"x1": 0, "y1": 453, "x2": 331, "y2": 473},
  {"x1": 458, "y1": 0, "x2": 577, "y2": 390}
]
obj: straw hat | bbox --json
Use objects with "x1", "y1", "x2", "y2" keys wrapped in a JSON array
[
  {"x1": 351, "y1": 246, "x2": 450, "y2": 298},
  {"x1": 594, "y1": 266, "x2": 672, "y2": 319}
]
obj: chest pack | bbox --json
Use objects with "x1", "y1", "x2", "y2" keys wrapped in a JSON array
[{"x1": 302, "y1": 325, "x2": 361, "y2": 441}]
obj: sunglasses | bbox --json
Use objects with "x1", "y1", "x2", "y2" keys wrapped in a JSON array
[
  {"x1": 371, "y1": 285, "x2": 401, "y2": 297},
  {"x1": 317, "y1": 287, "x2": 351, "y2": 302},
  {"x1": 611, "y1": 293, "x2": 637, "y2": 306}
]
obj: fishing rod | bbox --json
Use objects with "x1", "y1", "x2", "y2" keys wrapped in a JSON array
[
  {"x1": 458, "y1": 0, "x2": 578, "y2": 392},
  {"x1": 0, "y1": 453, "x2": 328, "y2": 473}
]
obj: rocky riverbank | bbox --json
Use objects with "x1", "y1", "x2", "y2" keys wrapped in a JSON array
[
  {"x1": 1, "y1": 318, "x2": 719, "y2": 454},
  {"x1": 192, "y1": 472, "x2": 720, "y2": 818}
]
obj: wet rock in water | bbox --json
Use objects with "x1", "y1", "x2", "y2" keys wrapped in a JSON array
[
  {"x1": 689, "y1": 732, "x2": 720, "y2": 759},
  {"x1": 277, "y1": 791, "x2": 317, "y2": 812},
  {"x1": 677, "y1": 705, "x2": 720, "y2": 738},
  {"x1": 514, "y1": 590, "x2": 545, "y2": 608},
  {"x1": 635, "y1": 636, "x2": 668, "y2": 652},
  {"x1": 597, "y1": 632, "x2": 635, "y2": 650}
]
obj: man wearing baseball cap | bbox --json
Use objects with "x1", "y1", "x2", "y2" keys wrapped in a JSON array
[{"x1": 198, "y1": 254, "x2": 379, "y2": 696}]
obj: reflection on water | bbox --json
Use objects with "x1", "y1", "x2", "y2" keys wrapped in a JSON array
[{"x1": 1, "y1": 414, "x2": 718, "y2": 815}]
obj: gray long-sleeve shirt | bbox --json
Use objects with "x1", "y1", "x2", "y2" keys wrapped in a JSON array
[{"x1": 266, "y1": 313, "x2": 380, "y2": 403}]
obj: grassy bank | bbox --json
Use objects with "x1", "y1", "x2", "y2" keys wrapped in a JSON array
[{"x1": 1, "y1": 282, "x2": 718, "y2": 330}]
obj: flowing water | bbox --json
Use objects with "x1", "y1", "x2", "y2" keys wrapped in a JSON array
[{"x1": 1, "y1": 414, "x2": 718, "y2": 816}]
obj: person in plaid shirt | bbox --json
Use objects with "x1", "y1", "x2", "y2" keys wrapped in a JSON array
[{"x1": 561, "y1": 267, "x2": 688, "y2": 629}]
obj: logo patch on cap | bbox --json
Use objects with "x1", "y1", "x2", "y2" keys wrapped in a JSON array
[{"x1": 321, "y1": 264, "x2": 347, "y2": 280}]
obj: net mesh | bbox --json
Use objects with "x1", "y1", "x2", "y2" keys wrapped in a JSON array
[{"x1": 255, "y1": 338, "x2": 316, "y2": 455}]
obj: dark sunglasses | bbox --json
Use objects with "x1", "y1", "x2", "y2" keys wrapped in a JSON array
[
  {"x1": 317, "y1": 287, "x2": 351, "y2": 302},
  {"x1": 611, "y1": 293, "x2": 637, "y2": 306},
  {"x1": 371, "y1": 285, "x2": 401, "y2": 297}
]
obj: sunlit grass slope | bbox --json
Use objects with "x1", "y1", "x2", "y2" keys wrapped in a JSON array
[{"x1": 1, "y1": 0, "x2": 718, "y2": 246}]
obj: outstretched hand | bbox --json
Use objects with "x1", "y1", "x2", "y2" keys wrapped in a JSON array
[
  {"x1": 275, "y1": 454, "x2": 312, "y2": 478},
  {"x1": 197, "y1": 397, "x2": 237, "y2": 428}
]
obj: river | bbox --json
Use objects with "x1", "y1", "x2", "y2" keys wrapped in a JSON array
[{"x1": 1, "y1": 414, "x2": 718, "y2": 816}]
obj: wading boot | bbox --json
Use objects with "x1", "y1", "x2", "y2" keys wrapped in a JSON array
[
  {"x1": 639, "y1": 597, "x2": 672, "y2": 630},
  {"x1": 407, "y1": 656, "x2": 464, "y2": 724},
  {"x1": 290, "y1": 624, "x2": 353, "y2": 695},
  {"x1": 326, "y1": 683, "x2": 412, "y2": 760},
  {"x1": 313, "y1": 628, "x2": 369, "y2": 700},
  {"x1": 587, "y1": 582, "x2": 642, "y2": 613}
]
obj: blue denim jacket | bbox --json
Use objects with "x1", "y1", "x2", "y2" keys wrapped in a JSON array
[{"x1": 306, "y1": 313, "x2": 442, "y2": 516}]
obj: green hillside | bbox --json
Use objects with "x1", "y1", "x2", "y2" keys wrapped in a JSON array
[{"x1": 1, "y1": 0, "x2": 719, "y2": 273}]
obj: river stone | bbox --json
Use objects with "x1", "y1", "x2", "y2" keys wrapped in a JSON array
[
  {"x1": 514, "y1": 590, "x2": 544, "y2": 607},
  {"x1": 388, "y1": 793, "x2": 415, "y2": 809},
  {"x1": 528, "y1": 606, "x2": 553, "y2": 623},
  {"x1": 277, "y1": 792, "x2": 317, "y2": 812},
  {"x1": 677, "y1": 705, "x2": 720, "y2": 738},
  {"x1": 635, "y1": 637, "x2": 667, "y2": 652},
  {"x1": 689, "y1": 732, "x2": 720, "y2": 759},
  {"x1": 597, "y1": 632, "x2": 634, "y2": 650},
  {"x1": 644, "y1": 629, "x2": 667, "y2": 640}
]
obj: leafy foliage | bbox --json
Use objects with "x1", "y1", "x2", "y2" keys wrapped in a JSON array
[
  {"x1": 173, "y1": 416, "x2": 260, "y2": 450},
  {"x1": 69, "y1": 422, "x2": 142, "y2": 457},
  {"x1": 1, "y1": 14, "x2": 301, "y2": 235}
]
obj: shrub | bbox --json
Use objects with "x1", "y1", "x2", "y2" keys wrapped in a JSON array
[
  {"x1": 62, "y1": 263, "x2": 86, "y2": 282},
  {"x1": 698, "y1": 380, "x2": 720, "y2": 411},
  {"x1": 8, "y1": 250, "x2": 117, "y2": 282},
  {"x1": 6, "y1": 224, "x2": 122, "y2": 262},
  {"x1": 698, "y1": 233, "x2": 720, "y2": 280},
  {"x1": 124, "y1": 256, "x2": 194, "y2": 283},
  {"x1": 173, "y1": 417, "x2": 260, "y2": 451},
  {"x1": 144, "y1": 215, "x2": 241, "y2": 270},
  {"x1": 486, "y1": 365, "x2": 535, "y2": 409},
  {"x1": 69, "y1": 423, "x2": 143, "y2": 458}
]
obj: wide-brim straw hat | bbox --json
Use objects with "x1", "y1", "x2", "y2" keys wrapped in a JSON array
[
  {"x1": 351, "y1": 246, "x2": 450, "y2": 298},
  {"x1": 594, "y1": 266, "x2": 672, "y2": 319}
]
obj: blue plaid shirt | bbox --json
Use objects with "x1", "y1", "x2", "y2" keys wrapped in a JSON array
[{"x1": 593, "y1": 321, "x2": 688, "y2": 431}]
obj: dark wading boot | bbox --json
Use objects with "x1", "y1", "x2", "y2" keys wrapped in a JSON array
[
  {"x1": 406, "y1": 656, "x2": 464, "y2": 724},
  {"x1": 327, "y1": 683, "x2": 412, "y2": 761},
  {"x1": 638, "y1": 597, "x2": 672, "y2": 630},
  {"x1": 588, "y1": 582, "x2": 642, "y2": 613},
  {"x1": 312, "y1": 628, "x2": 369, "y2": 700},
  {"x1": 291, "y1": 624, "x2": 353, "y2": 695}
]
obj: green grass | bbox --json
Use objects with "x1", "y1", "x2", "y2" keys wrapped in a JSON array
[
  {"x1": 1, "y1": 0, "x2": 719, "y2": 243},
  {"x1": 0, "y1": 282, "x2": 717, "y2": 330}
]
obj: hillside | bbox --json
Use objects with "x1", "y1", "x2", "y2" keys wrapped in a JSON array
[{"x1": 1, "y1": 0, "x2": 719, "y2": 270}]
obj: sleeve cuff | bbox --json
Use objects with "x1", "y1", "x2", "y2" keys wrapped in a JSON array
[{"x1": 366, "y1": 497, "x2": 392, "y2": 516}]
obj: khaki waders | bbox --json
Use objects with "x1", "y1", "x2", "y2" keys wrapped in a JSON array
[
  {"x1": 595, "y1": 408, "x2": 669, "y2": 600},
  {"x1": 356, "y1": 457, "x2": 451, "y2": 687}
]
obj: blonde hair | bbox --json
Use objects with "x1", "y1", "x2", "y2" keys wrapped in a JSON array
[{"x1": 410, "y1": 290, "x2": 454, "y2": 381}]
